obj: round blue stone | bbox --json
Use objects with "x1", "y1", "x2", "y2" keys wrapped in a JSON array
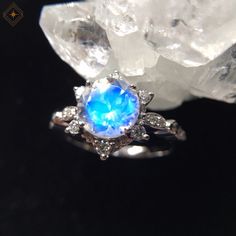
[{"x1": 81, "y1": 78, "x2": 140, "y2": 138}]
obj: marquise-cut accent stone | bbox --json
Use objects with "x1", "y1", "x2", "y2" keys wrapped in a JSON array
[
  {"x1": 130, "y1": 125, "x2": 147, "y2": 141},
  {"x1": 138, "y1": 90, "x2": 153, "y2": 104},
  {"x1": 144, "y1": 112, "x2": 166, "y2": 129},
  {"x1": 40, "y1": 2, "x2": 111, "y2": 79}
]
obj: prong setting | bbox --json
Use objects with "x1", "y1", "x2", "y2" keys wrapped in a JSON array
[
  {"x1": 86, "y1": 81, "x2": 92, "y2": 87},
  {"x1": 142, "y1": 134, "x2": 150, "y2": 141},
  {"x1": 53, "y1": 71, "x2": 184, "y2": 160},
  {"x1": 130, "y1": 84, "x2": 137, "y2": 90}
]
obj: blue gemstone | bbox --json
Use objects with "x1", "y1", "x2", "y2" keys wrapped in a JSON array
[{"x1": 80, "y1": 78, "x2": 140, "y2": 138}]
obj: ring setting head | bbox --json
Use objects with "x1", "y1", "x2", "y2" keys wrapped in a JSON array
[
  {"x1": 54, "y1": 71, "x2": 186, "y2": 160},
  {"x1": 62, "y1": 71, "x2": 157, "y2": 160},
  {"x1": 78, "y1": 74, "x2": 140, "y2": 139},
  {"x1": 50, "y1": 71, "x2": 186, "y2": 160}
]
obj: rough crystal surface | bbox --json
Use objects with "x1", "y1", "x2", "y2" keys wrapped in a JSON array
[
  {"x1": 144, "y1": 0, "x2": 236, "y2": 67},
  {"x1": 39, "y1": 2, "x2": 111, "y2": 79},
  {"x1": 79, "y1": 77, "x2": 140, "y2": 138},
  {"x1": 40, "y1": 1, "x2": 236, "y2": 110}
]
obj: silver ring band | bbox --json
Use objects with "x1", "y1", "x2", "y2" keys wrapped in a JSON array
[{"x1": 50, "y1": 111, "x2": 186, "y2": 159}]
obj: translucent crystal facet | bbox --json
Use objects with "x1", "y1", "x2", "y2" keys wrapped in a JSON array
[
  {"x1": 40, "y1": 1, "x2": 236, "y2": 110},
  {"x1": 79, "y1": 77, "x2": 140, "y2": 138},
  {"x1": 39, "y1": 2, "x2": 111, "y2": 79},
  {"x1": 144, "y1": 0, "x2": 236, "y2": 67}
]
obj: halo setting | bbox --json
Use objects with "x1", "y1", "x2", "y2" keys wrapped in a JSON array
[{"x1": 51, "y1": 71, "x2": 186, "y2": 160}]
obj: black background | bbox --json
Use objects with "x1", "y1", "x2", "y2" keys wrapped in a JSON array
[{"x1": 1, "y1": 0, "x2": 236, "y2": 235}]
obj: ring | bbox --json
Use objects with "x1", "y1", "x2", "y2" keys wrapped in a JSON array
[{"x1": 50, "y1": 71, "x2": 186, "y2": 160}]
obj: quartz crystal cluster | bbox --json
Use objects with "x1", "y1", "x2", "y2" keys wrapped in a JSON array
[{"x1": 40, "y1": 0, "x2": 236, "y2": 110}]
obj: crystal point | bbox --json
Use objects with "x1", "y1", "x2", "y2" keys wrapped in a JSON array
[
  {"x1": 40, "y1": 1, "x2": 236, "y2": 110},
  {"x1": 40, "y1": 2, "x2": 111, "y2": 79}
]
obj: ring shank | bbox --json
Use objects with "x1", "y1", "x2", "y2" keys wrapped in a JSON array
[{"x1": 65, "y1": 135, "x2": 174, "y2": 159}]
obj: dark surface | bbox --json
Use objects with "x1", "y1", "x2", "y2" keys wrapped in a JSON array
[{"x1": 1, "y1": 1, "x2": 236, "y2": 235}]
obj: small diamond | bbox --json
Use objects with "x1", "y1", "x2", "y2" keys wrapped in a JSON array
[
  {"x1": 138, "y1": 90, "x2": 153, "y2": 104},
  {"x1": 144, "y1": 113, "x2": 166, "y2": 129},
  {"x1": 95, "y1": 140, "x2": 113, "y2": 160},
  {"x1": 66, "y1": 120, "x2": 80, "y2": 134},
  {"x1": 130, "y1": 125, "x2": 146, "y2": 141},
  {"x1": 62, "y1": 106, "x2": 78, "y2": 121}
]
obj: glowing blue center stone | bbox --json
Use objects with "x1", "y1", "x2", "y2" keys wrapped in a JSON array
[{"x1": 80, "y1": 77, "x2": 140, "y2": 139}]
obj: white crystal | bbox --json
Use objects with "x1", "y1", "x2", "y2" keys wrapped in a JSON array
[
  {"x1": 40, "y1": 1, "x2": 236, "y2": 110},
  {"x1": 95, "y1": 0, "x2": 138, "y2": 36},
  {"x1": 190, "y1": 44, "x2": 236, "y2": 103},
  {"x1": 40, "y1": 2, "x2": 111, "y2": 79},
  {"x1": 144, "y1": 0, "x2": 236, "y2": 67}
]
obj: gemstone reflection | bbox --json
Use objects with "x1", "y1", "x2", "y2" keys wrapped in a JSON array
[{"x1": 80, "y1": 77, "x2": 140, "y2": 138}]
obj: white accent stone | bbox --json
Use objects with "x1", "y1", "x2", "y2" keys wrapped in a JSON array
[
  {"x1": 62, "y1": 106, "x2": 78, "y2": 121},
  {"x1": 144, "y1": 112, "x2": 166, "y2": 129},
  {"x1": 66, "y1": 120, "x2": 80, "y2": 135},
  {"x1": 130, "y1": 125, "x2": 146, "y2": 141},
  {"x1": 138, "y1": 90, "x2": 153, "y2": 105}
]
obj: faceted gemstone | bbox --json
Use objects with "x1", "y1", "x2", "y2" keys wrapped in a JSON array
[
  {"x1": 144, "y1": 112, "x2": 166, "y2": 129},
  {"x1": 138, "y1": 90, "x2": 153, "y2": 104},
  {"x1": 79, "y1": 77, "x2": 140, "y2": 138},
  {"x1": 94, "y1": 139, "x2": 113, "y2": 160},
  {"x1": 130, "y1": 125, "x2": 146, "y2": 141},
  {"x1": 66, "y1": 120, "x2": 80, "y2": 135},
  {"x1": 62, "y1": 106, "x2": 78, "y2": 121}
]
